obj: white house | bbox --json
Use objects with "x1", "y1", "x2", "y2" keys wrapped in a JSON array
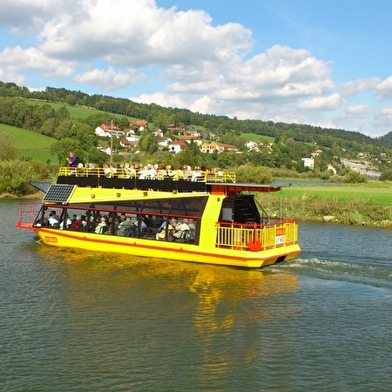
[
  {"x1": 158, "y1": 137, "x2": 173, "y2": 148},
  {"x1": 95, "y1": 123, "x2": 122, "y2": 138},
  {"x1": 168, "y1": 140, "x2": 186, "y2": 154},
  {"x1": 302, "y1": 157, "x2": 314, "y2": 169},
  {"x1": 245, "y1": 141, "x2": 260, "y2": 152}
]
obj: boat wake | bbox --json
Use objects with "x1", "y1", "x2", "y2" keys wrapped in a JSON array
[{"x1": 266, "y1": 257, "x2": 392, "y2": 292}]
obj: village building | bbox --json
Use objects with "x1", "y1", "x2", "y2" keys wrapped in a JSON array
[{"x1": 168, "y1": 140, "x2": 187, "y2": 154}]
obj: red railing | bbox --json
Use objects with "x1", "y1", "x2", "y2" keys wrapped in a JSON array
[{"x1": 15, "y1": 202, "x2": 42, "y2": 228}]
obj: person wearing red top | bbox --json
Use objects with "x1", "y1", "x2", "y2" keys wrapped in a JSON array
[{"x1": 69, "y1": 215, "x2": 84, "y2": 231}]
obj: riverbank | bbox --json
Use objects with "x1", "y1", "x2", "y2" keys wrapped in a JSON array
[
  {"x1": 0, "y1": 191, "x2": 44, "y2": 199},
  {"x1": 257, "y1": 181, "x2": 392, "y2": 229}
]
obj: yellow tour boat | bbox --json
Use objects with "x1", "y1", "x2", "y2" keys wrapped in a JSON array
[{"x1": 15, "y1": 167, "x2": 300, "y2": 269}]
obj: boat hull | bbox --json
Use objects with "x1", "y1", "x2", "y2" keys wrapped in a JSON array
[{"x1": 33, "y1": 227, "x2": 300, "y2": 269}]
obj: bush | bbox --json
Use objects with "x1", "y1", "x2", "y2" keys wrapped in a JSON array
[
  {"x1": 0, "y1": 159, "x2": 51, "y2": 196},
  {"x1": 232, "y1": 165, "x2": 273, "y2": 184},
  {"x1": 343, "y1": 171, "x2": 368, "y2": 183},
  {"x1": 379, "y1": 169, "x2": 392, "y2": 181}
]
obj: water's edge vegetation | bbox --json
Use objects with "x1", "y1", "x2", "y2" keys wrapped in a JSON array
[{"x1": 257, "y1": 183, "x2": 392, "y2": 229}]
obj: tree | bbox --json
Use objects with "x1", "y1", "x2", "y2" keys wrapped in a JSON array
[
  {"x1": 87, "y1": 147, "x2": 108, "y2": 165},
  {"x1": 40, "y1": 118, "x2": 58, "y2": 136},
  {"x1": 344, "y1": 170, "x2": 368, "y2": 183},
  {"x1": 57, "y1": 106, "x2": 70, "y2": 119},
  {"x1": 379, "y1": 169, "x2": 392, "y2": 181},
  {"x1": 118, "y1": 116, "x2": 130, "y2": 130},
  {"x1": 0, "y1": 133, "x2": 18, "y2": 160},
  {"x1": 50, "y1": 138, "x2": 83, "y2": 165}
]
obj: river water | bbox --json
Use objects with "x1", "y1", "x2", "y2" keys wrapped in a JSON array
[{"x1": 1, "y1": 200, "x2": 392, "y2": 391}]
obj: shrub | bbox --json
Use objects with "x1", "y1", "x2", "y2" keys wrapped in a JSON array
[
  {"x1": 379, "y1": 169, "x2": 392, "y2": 181},
  {"x1": 344, "y1": 171, "x2": 368, "y2": 183},
  {"x1": 233, "y1": 165, "x2": 273, "y2": 184},
  {"x1": 0, "y1": 159, "x2": 51, "y2": 196}
]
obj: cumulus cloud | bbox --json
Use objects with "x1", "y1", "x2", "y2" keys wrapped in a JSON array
[
  {"x1": 297, "y1": 93, "x2": 342, "y2": 110},
  {"x1": 75, "y1": 67, "x2": 145, "y2": 90},
  {"x1": 375, "y1": 76, "x2": 392, "y2": 100},
  {"x1": 341, "y1": 77, "x2": 379, "y2": 97},
  {"x1": 0, "y1": 46, "x2": 75, "y2": 77},
  {"x1": 374, "y1": 107, "x2": 392, "y2": 127},
  {"x1": 36, "y1": 0, "x2": 252, "y2": 68}
]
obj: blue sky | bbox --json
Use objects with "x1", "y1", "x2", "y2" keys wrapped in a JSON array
[{"x1": 1, "y1": 0, "x2": 392, "y2": 137}]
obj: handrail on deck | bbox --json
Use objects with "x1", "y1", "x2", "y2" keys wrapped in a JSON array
[
  {"x1": 58, "y1": 167, "x2": 236, "y2": 183},
  {"x1": 215, "y1": 221, "x2": 298, "y2": 251},
  {"x1": 16, "y1": 202, "x2": 42, "y2": 226}
]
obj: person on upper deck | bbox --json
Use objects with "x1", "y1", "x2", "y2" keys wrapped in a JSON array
[{"x1": 67, "y1": 152, "x2": 78, "y2": 168}]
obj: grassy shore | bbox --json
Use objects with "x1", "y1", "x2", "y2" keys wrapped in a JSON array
[{"x1": 257, "y1": 181, "x2": 392, "y2": 229}]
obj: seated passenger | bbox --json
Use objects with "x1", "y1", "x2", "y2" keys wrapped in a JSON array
[
  {"x1": 117, "y1": 216, "x2": 133, "y2": 236},
  {"x1": 138, "y1": 166, "x2": 149, "y2": 179},
  {"x1": 156, "y1": 219, "x2": 175, "y2": 240},
  {"x1": 172, "y1": 219, "x2": 191, "y2": 240},
  {"x1": 173, "y1": 166, "x2": 184, "y2": 181},
  {"x1": 166, "y1": 165, "x2": 175, "y2": 178},
  {"x1": 128, "y1": 217, "x2": 147, "y2": 237},
  {"x1": 124, "y1": 163, "x2": 136, "y2": 179},
  {"x1": 59, "y1": 215, "x2": 72, "y2": 229},
  {"x1": 156, "y1": 164, "x2": 167, "y2": 180},
  {"x1": 76, "y1": 163, "x2": 85, "y2": 177},
  {"x1": 69, "y1": 215, "x2": 84, "y2": 231},
  {"x1": 183, "y1": 166, "x2": 193, "y2": 180},
  {"x1": 192, "y1": 166, "x2": 203, "y2": 181},
  {"x1": 48, "y1": 210, "x2": 60, "y2": 227},
  {"x1": 95, "y1": 217, "x2": 107, "y2": 234}
]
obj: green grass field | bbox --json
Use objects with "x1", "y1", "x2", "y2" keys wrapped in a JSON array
[
  {"x1": 0, "y1": 123, "x2": 56, "y2": 162},
  {"x1": 282, "y1": 183, "x2": 392, "y2": 206},
  {"x1": 25, "y1": 99, "x2": 137, "y2": 121},
  {"x1": 241, "y1": 133, "x2": 274, "y2": 143}
]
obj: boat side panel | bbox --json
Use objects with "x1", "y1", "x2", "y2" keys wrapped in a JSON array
[{"x1": 34, "y1": 228, "x2": 300, "y2": 269}]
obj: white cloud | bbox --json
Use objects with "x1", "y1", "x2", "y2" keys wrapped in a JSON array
[
  {"x1": 0, "y1": 46, "x2": 75, "y2": 77},
  {"x1": 375, "y1": 76, "x2": 392, "y2": 100},
  {"x1": 374, "y1": 106, "x2": 392, "y2": 127},
  {"x1": 75, "y1": 67, "x2": 145, "y2": 90},
  {"x1": 35, "y1": 0, "x2": 252, "y2": 68},
  {"x1": 297, "y1": 93, "x2": 342, "y2": 110},
  {"x1": 341, "y1": 77, "x2": 379, "y2": 97},
  {"x1": 335, "y1": 105, "x2": 371, "y2": 121}
]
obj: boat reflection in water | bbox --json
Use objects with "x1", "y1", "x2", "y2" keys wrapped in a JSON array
[{"x1": 36, "y1": 243, "x2": 298, "y2": 329}]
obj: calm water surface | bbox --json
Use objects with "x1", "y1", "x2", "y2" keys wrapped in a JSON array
[{"x1": 1, "y1": 200, "x2": 392, "y2": 391}]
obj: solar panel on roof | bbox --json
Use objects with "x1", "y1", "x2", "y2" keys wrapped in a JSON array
[{"x1": 43, "y1": 184, "x2": 76, "y2": 204}]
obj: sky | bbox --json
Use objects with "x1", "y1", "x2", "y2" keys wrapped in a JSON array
[{"x1": 1, "y1": 0, "x2": 392, "y2": 137}]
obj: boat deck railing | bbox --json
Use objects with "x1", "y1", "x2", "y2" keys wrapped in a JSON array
[
  {"x1": 58, "y1": 167, "x2": 236, "y2": 183},
  {"x1": 15, "y1": 202, "x2": 42, "y2": 229},
  {"x1": 215, "y1": 220, "x2": 298, "y2": 251}
]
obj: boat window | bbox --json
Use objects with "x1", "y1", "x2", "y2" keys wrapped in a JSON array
[{"x1": 221, "y1": 207, "x2": 233, "y2": 221}]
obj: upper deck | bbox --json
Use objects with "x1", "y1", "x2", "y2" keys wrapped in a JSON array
[{"x1": 55, "y1": 167, "x2": 281, "y2": 196}]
